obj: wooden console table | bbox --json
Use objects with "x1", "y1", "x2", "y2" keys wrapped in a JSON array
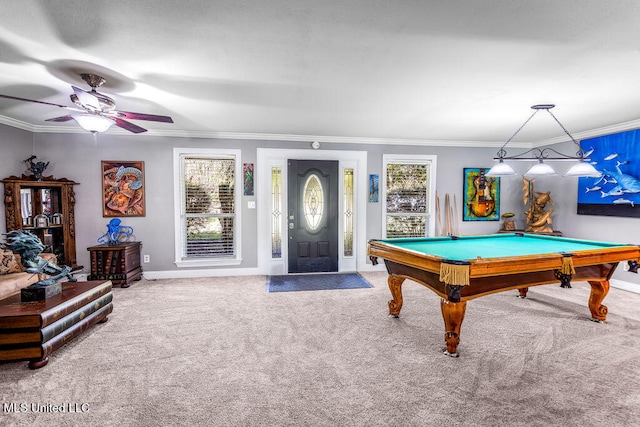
[
  {"x1": 0, "y1": 280, "x2": 113, "y2": 369},
  {"x1": 87, "y1": 242, "x2": 143, "y2": 288}
]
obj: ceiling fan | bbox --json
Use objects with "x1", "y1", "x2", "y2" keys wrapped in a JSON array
[{"x1": 0, "y1": 73, "x2": 173, "y2": 134}]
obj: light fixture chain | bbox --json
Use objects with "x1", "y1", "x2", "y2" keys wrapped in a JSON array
[
  {"x1": 488, "y1": 104, "x2": 601, "y2": 178},
  {"x1": 496, "y1": 109, "x2": 540, "y2": 156},
  {"x1": 545, "y1": 109, "x2": 584, "y2": 158}
]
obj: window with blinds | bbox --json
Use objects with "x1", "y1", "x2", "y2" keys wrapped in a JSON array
[
  {"x1": 180, "y1": 156, "x2": 236, "y2": 259},
  {"x1": 384, "y1": 160, "x2": 432, "y2": 238}
]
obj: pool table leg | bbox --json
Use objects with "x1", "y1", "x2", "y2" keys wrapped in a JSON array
[
  {"x1": 518, "y1": 287, "x2": 529, "y2": 298},
  {"x1": 587, "y1": 280, "x2": 609, "y2": 322},
  {"x1": 440, "y1": 299, "x2": 467, "y2": 357},
  {"x1": 387, "y1": 275, "x2": 405, "y2": 317}
]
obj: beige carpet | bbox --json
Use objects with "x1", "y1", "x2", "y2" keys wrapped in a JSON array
[{"x1": 2, "y1": 272, "x2": 640, "y2": 426}]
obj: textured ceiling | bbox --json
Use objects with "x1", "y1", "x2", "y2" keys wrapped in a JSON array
[{"x1": 2, "y1": 0, "x2": 640, "y2": 146}]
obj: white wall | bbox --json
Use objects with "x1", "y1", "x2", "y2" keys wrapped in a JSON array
[
  {"x1": 23, "y1": 131, "x2": 511, "y2": 275},
  {"x1": 1, "y1": 125, "x2": 636, "y2": 286},
  {"x1": 0, "y1": 124, "x2": 35, "y2": 235}
]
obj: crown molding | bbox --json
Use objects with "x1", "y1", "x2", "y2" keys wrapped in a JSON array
[
  {"x1": 151, "y1": 130, "x2": 527, "y2": 148},
  {"x1": 530, "y1": 117, "x2": 640, "y2": 147},
  {"x1": 3, "y1": 114, "x2": 640, "y2": 148},
  {"x1": 0, "y1": 115, "x2": 37, "y2": 132}
]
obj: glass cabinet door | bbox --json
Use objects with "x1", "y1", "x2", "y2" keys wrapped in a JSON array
[{"x1": 19, "y1": 188, "x2": 33, "y2": 225}]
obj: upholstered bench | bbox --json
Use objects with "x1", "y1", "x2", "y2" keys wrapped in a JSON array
[{"x1": 0, "y1": 250, "x2": 57, "y2": 300}]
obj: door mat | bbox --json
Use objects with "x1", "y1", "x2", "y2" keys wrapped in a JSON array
[{"x1": 267, "y1": 273, "x2": 373, "y2": 293}]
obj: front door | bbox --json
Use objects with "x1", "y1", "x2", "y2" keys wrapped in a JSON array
[{"x1": 287, "y1": 159, "x2": 338, "y2": 273}]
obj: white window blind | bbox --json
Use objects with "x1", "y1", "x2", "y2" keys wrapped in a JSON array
[
  {"x1": 384, "y1": 160, "x2": 432, "y2": 238},
  {"x1": 181, "y1": 156, "x2": 236, "y2": 259}
]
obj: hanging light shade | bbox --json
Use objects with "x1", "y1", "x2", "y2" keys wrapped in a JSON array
[
  {"x1": 489, "y1": 104, "x2": 599, "y2": 178},
  {"x1": 563, "y1": 161, "x2": 601, "y2": 177},
  {"x1": 486, "y1": 159, "x2": 517, "y2": 176},
  {"x1": 525, "y1": 160, "x2": 557, "y2": 177},
  {"x1": 71, "y1": 114, "x2": 115, "y2": 133}
]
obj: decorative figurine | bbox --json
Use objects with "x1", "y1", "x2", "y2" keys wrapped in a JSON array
[
  {"x1": 2, "y1": 230, "x2": 76, "y2": 301},
  {"x1": 23, "y1": 155, "x2": 50, "y2": 180},
  {"x1": 522, "y1": 177, "x2": 555, "y2": 233},
  {"x1": 501, "y1": 212, "x2": 516, "y2": 231},
  {"x1": 97, "y1": 218, "x2": 134, "y2": 245}
]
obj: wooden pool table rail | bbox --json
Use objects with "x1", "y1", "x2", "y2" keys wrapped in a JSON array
[{"x1": 368, "y1": 239, "x2": 640, "y2": 282}]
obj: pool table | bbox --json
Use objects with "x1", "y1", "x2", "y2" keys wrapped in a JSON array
[{"x1": 367, "y1": 233, "x2": 640, "y2": 357}]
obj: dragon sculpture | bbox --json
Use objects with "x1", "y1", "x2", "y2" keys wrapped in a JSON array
[
  {"x1": 23, "y1": 155, "x2": 50, "y2": 180},
  {"x1": 2, "y1": 230, "x2": 76, "y2": 287}
]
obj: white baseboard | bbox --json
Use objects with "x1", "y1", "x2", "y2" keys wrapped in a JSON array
[
  {"x1": 143, "y1": 267, "x2": 263, "y2": 280},
  {"x1": 356, "y1": 263, "x2": 387, "y2": 272},
  {"x1": 610, "y1": 278, "x2": 640, "y2": 294},
  {"x1": 143, "y1": 263, "x2": 387, "y2": 279}
]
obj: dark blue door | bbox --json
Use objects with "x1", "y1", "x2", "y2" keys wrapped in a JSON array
[{"x1": 287, "y1": 160, "x2": 338, "y2": 273}]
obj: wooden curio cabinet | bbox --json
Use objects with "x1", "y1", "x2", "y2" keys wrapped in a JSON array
[{"x1": 2, "y1": 175, "x2": 79, "y2": 268}]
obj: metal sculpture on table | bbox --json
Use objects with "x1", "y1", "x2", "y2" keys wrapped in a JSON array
[
  {"x1": 2, "y1": 230, "x2": 76, "y2": 301},
  {"x1": 97, "y1": 218, "x2": 134, "y2": 245},
  {"x1": 23, "y1": 155, "x2": 50, "y2": 180}
]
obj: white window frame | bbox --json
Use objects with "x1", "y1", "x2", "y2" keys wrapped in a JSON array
[
  {"x1": 256, "y1": 148, "x2": 367, "y2": 275},
  {"x1": 382, "y1": 154, "x2": 437, "y2": 238},
  {"x1": 173, "y1": 147, "x2": 243, "y2": 267}
]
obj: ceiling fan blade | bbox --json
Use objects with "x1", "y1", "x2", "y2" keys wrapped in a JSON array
[
  {"x1": 72, "y1": 86, "x2": 101, "y2": 111},
  {"x1": 116, "y1": 110, "x2": 174, "y2": 123},
  {"x1": 0, "y1": 93, "x2": 71, "y2": 109},
  {"x1": 114, "y1": 117, "x2": 147, "y2": 134},
  {"x1": 45, "y1": 115, "x2": 75, "y2": 122}
]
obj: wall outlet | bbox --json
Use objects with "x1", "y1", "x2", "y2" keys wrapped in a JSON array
[{"x1": 143, "y1": 255, "x2": 150, "y2": 263}]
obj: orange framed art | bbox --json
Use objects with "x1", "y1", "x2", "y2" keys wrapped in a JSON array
[{"x1": 102, "y1": 161, "x2": 145, "y2": 217}]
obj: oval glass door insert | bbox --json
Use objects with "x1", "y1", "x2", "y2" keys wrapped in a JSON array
[{"x1": 303, "y1": 174, "x2": 324, "y2": 230}]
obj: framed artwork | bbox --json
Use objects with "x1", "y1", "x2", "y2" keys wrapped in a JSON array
[
  {"x1": 243, "y1": 163, "x2": 254, "y2": 196},
  {"x1": 369, "y1": 174, "x2": 379, "y2": 202},
  {"x1": 577, "y1": 129, "x2": 640, "y2": 217},
  {"x1": 102, "y1": 161, "x2": 145, "y2": 217},
  {"x1": 463, "y1": 168, "x2": 499, "y2": 221}
]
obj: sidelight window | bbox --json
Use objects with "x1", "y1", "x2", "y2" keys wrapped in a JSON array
[
  {"x1": 271, "y1": 167, "x2": 282, "y2": 258},
  {"x1": 343, "y1": 168, "x2": 354, "y2": 256}
]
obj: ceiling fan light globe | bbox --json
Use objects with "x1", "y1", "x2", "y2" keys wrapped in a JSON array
[{"x1": 71, "y1": 114, "x2": 115, "y2": 133}]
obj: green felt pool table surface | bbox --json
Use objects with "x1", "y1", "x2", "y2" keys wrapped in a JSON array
[{"x1": 373, "y1": 233, "x2": 628, "y2": 262}]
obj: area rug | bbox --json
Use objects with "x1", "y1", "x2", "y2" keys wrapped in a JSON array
[{"x1": 267, "y1": 272, "x2": 373, "y2": 292}]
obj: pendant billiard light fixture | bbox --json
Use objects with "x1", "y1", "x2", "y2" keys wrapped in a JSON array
[{"x1": 486, "y1": 104, "x2": 601, "y2": 178}]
